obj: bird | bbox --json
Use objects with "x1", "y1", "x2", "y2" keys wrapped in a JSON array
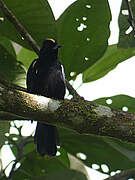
[{"x1": 26, "y1": 38, "x2": 66, "y2": 156}]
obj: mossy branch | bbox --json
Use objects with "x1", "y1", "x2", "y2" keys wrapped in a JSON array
[{"x1": 1, "y1": 82, "x2": 135, "y2": 144}]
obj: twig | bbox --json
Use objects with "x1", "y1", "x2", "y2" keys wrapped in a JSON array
[
  {"x1": 0, "y1": 0, "x2": 81, "y2": 99},
  {"x1": 125, "y1": 0, "x2": 135, "y2": 34},
  {"x1": 2, "y1": 160, "x2": 14, "y2": 178},
  {"x1": 0, "y1": 0, "x2": 40, "y2": 55},
  {"x1": 66, "y1": 80, "x2": 81, "y2": 98},
  {"x1": 106, "y1": 168, "x2": 135, "y2": 180},
  {"x1": 7, "y1": 136, "x2": 32, "y2": 179}
]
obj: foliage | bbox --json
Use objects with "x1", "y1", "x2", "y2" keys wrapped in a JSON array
[
  {"x1": 118, "y1": 0, "x2": 135, "y2": 48},
  {"x1": 0, "y1": 0, "x2": 135, "y2": 179},
  {"x1": 94, "y1": 94, "x2": 135, "y2": 113},
  {"x1": 83, "y1": 44, "x2": 135, "y2": 82}
]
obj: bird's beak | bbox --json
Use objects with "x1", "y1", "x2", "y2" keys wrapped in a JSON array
[{"x1": 53, "y1": 44, "x2": 62, "y2": 49}]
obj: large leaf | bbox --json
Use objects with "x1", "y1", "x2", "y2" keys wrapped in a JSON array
[
  {"x1": 94, "y1": 94, "x2": 135, "y2": 113},
  {"x1": 17, "y1": 47, "x2": 38, "y2": 69},
  {"x1": 0, "y1": 45, "x2": 26, "y2": 87},
  {"x1": 57, "y1": 0, "x2": 111, "y2": 79},
  {"x1": 103, "y1": 136, "x2": 135, "y2": 164},
  {"x1": 0, "y1": 0, "x2": 111, "y2": 79},
  {"x1": 59, "y1": 127, "x2": 135, "y2": 174},
  {"x1": 0, "y1": 0, "x2": 57, "y2": 49},
  {"x1": 41, "y1": 169, "x2": 87, "y2": 180},
  {"x1": 118, "y1": 0, "x2": 135, "y2": 48},
  {"x1": 57, "y1": 147, "x2": 70, "y2": 168},
  {"x1": 17, "y1": 151, "x2": 68, "y2": 176},
  {"x1": 0, "y1": 37, "x2": 16, "y2": 57},
  {"x1": 12, "y1": 151, "x2": 87, "y2": 180},
  {"x1": 83, "y1": 44, "x2": 135, "y2": 82}
]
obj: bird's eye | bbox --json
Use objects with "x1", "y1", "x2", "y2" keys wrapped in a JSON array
[{"x1": 47, "y1": 38, "x2": 55, "y2": 43}]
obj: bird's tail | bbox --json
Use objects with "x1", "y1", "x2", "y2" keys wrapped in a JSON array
[{"x1": 34, "y1": 122, "x2": 58, "y2": 157}]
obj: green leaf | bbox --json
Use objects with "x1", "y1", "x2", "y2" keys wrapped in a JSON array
[
  {"x1": 118, "y1": 0, "x2": 135, "y2": 48},
  {"x1": 59, "y1": 127, "x2": 135, "y2": 174},
  {"x1": 17, "y1": 47, "x2": 38, "y2": 69},
  {"x1": 103, "y1": 137, "x2": 135, "y2": 164},
  {"x1": 57, "y1": 0, "x2": 111, "y2": 79},
  {"x1": 12, "y1": 151, "x2": 86, "y2": 180},
  {"x1": 94, "y1": 94, "x2": 135, "y2": 113},
  {"x1": 0, "y1": 120, "x2": 10, "y2": 148},
  {"x1": 0, "y1": 45, "x2": 26, "y2": 87},
  {"x1": 83, "y1": 44, "x2": 135, "y2": 82},
  {"x1": 57, "y1": 147, "x2": 70, "y2": 168},
  {"x1": 42, "y1": 169, "x2": 87, "y2": 180},
  {"x1": 19, "y1": 151, "x2": 68, "y2": 176},
  {"x1": 0, "y1": 37, "x2": 16, "y2": 57},
  {"x1": 23, "y1": 141, "x2": 36, "y2": 155},
  {"x1": 0, "y1": 0, "x2": 57, "y2": 49}
]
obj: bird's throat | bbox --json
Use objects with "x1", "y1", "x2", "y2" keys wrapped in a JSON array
[{"x1": 39, "y1": 50, "x2": 58, "y2": 62}]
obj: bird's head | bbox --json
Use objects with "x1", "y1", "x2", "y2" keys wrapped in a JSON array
[{"x1": 40, "y1": 38, "x2": 61, "y2": 55}]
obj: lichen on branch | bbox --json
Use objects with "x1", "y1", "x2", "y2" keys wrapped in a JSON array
[{"x1": 1, "y1": 81, "x2": 135, "y2": 145}]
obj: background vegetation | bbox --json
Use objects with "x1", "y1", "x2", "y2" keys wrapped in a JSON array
[{"x1": 0, "y1": 0, "x2": 135, "y2": 179}]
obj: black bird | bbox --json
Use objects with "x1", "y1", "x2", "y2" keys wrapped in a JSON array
[{"x1": 26, "y1": 39, "x2": 66, "y2": 156}]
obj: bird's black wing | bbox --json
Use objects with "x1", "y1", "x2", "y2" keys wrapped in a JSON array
[
  {"x1": 44, "y1": 61, "x2": 66, "y2": 100},
  {"x1": 26, "y1": 59, "x2": 66, "y2": 157},
  {"x1": 26, "y1": 59, "x2": 38, "y2": 93},
  {"x1": 27, "y1": 59, "x2": 65, "y2": 99}
]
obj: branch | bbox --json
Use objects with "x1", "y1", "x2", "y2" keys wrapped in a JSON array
[
  {"x1": 0, "y1": 0, "x2": 80, "y2": 98},
  {"x1": 0, "y1": 111, "x2": 28, "y2": 120},
  {"x1": 106, "y1": 168, "x2": 135, "y2": 180},
  {"x1": 125, "y1": 0, "x2": 135, "y2": 34},
  {"x1": 1, "y1": 82, "x2": 135, "y2": 144},
  {"x1": 66, "y1": 79, "x2": 81, "y2": 98}
]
